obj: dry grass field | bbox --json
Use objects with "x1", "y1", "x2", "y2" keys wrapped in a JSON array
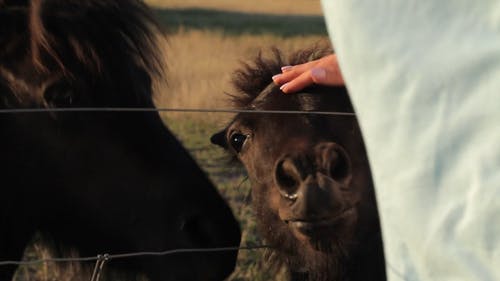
[
  {"x1": 157, "y1": 30, "x2": 329, "y2": 111},
  {"x1": 145, "y1": 0, "x2": 323, "y2": 15},
  {"x1": 13, "y1": 1, "x2": 331, "y2": 280}
]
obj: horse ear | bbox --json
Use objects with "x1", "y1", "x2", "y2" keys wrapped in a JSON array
[{"x1": 210, "y1": 130, "x2": 228, "y2": 149}]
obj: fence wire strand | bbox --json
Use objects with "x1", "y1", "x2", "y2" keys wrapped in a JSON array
[
  {"x1": 0, "y1": 245, "x2": 270, "y2": 267},
  {"x1": 0, "y1": 107, "x2": 356, "y2": 116},
  {"x1": 89, "y1": 254, "x2": 109, "y2": 281},
  {"x1": 0, "y1": 106, "x2": 345, "y2": 270}
]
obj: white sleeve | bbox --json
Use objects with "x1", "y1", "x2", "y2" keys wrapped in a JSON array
[{"x1": 321, "y1": 1, "x2": 500, "y2": 280}]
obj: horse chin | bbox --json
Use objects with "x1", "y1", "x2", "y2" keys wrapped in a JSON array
[{"x1": 284, "y1": 208, "x2": 357, "y2": 251}]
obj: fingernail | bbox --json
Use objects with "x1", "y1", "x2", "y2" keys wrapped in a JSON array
[
  {"x1": 279, "y1": 82, "x2": 289, "y2": 92},
  {"x1": 281, "y1": 66, "x2": 292, "y2": 72},
  {"x1": 311, "y1": 68, "x2": 326, "y2": 81},
  {"x1": 272, "y1": 74, "x2": 282, "y2": 81}
]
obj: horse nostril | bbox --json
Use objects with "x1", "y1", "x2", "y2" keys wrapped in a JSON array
[
  {"x1": 317, "y1": 143, "x2": 352, "y2": 183},
  {"x1": 275, "y1": 158, "x2": 300, "y2": 200},
  {"x1": 181, "y1": 215, "x2": 212, "y2": 247}
]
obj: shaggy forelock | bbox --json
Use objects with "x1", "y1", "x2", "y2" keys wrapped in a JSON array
[{"x1": 230, "y1": 44, "x2": 333, "y2": 109}]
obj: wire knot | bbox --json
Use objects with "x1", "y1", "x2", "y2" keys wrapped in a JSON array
[{"x1": 89, "y1": 254, "x2": 110, "y2": 281}]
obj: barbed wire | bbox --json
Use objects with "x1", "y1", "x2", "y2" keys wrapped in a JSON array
[
  {"x1": 0, "y1": 245, "x2": 270, "y2": 267},
  {"x1": 0, "y1": 107, "x2": 356, "y2": 116}
]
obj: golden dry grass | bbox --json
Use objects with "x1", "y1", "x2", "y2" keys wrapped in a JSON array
[
  {"x1": 146, "y1": 0, "x2": 329, "y2": 112},
  {"x1": 155, "y1": 30, "x2": 330, "y2": 112},
  {"x1": 145, "y1": 0, "x2": 323, "y2": 15}
]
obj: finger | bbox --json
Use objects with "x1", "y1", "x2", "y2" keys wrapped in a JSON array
[
  {"x1": 279, "y1": 71, "x2": 314, "y2": 94},
  {"x1": 272, "y1": 60, "x2": 320, "y2": 85},
  {"x1": 311, "y1": 67, "x2": 344, "y2": 86},
  {"x1": 280, "y1": 65, "x2": 345, "y2": 94},
  {"x1": 273, "y1": 61, "x2": 318, "y2": 84},
  {"x1": 272, "y1": 70, "x2": 301, "y2": 85},
  {"x1": 282, "y1": 60, "x2": 320, "y2": 74}
]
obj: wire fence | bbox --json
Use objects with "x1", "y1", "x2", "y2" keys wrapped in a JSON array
[
  {"x1": 1, "y1": 245, "x2": 270, "y2": 281},
  {"x1": 0, "y1": 245, "x2": 270, "y2": 267},
  {"x1": 0, "y1": 107, "x2": 356, "y2": 116},
  {"x1": 0, "y1": 106, "x2": 354, "y2": 281}
]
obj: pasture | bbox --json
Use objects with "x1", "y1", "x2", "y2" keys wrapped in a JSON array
[{"x1": 12, "y1": 1, "x2": 329, "y2": 280}]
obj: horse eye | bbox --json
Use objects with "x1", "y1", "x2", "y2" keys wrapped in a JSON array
[
  {"x1": 44, "y1": 81, "x2": 75, "y2": 107},
  {"x1": 229, "y1": 132, "x2": 248, "y2": 153}
]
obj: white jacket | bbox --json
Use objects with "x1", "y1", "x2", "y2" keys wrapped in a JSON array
[{"x1": 321, "y1": 1, "x2": 500, "y2": 280}]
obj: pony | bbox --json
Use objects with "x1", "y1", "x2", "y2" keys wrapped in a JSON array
[{"x1": 211, "y1": 47, "x2": 385, "y2": 281}]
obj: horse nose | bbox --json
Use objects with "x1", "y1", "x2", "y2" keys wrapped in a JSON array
[
  {"x1": 179, "y1": 209, "x2": 241, "y2": 279},
  {"x1": 274, "y1": 142, "x2": 352, "y2": 219},
  {"x1": 180, "y1": 209, "x2": 240, "y2": 248},
  {"x1": 274, "y1": 142, "x2": 352, "y2": 201}
]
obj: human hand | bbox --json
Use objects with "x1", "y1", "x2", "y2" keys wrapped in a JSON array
[{"x1": 272, "y1": 54, "x2": 345, "y2": 94}]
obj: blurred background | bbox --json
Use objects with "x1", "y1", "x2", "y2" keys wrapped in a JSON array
[{"x1": 14, "y1": 1, "x2": 330, "y2": 280}]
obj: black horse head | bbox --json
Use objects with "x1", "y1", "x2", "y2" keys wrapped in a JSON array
[{"x1": 0, "y1": 1, "x2": 240, "y2": 280}]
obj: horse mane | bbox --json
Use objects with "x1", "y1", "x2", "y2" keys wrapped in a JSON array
[
  {"x1": 230, "y1": 44, "x2": 333, "y2": 109},
  {"x1": 0, "y1": 0, "x2": 164, "y2": 104}
]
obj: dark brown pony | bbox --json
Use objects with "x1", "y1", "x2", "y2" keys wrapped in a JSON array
[
  {"x1": 211, "y1": 47, "x2": 386, "y2": 281},
  {"x1": 0, "y1": 1, "x2": 240, "y2": 280}
]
